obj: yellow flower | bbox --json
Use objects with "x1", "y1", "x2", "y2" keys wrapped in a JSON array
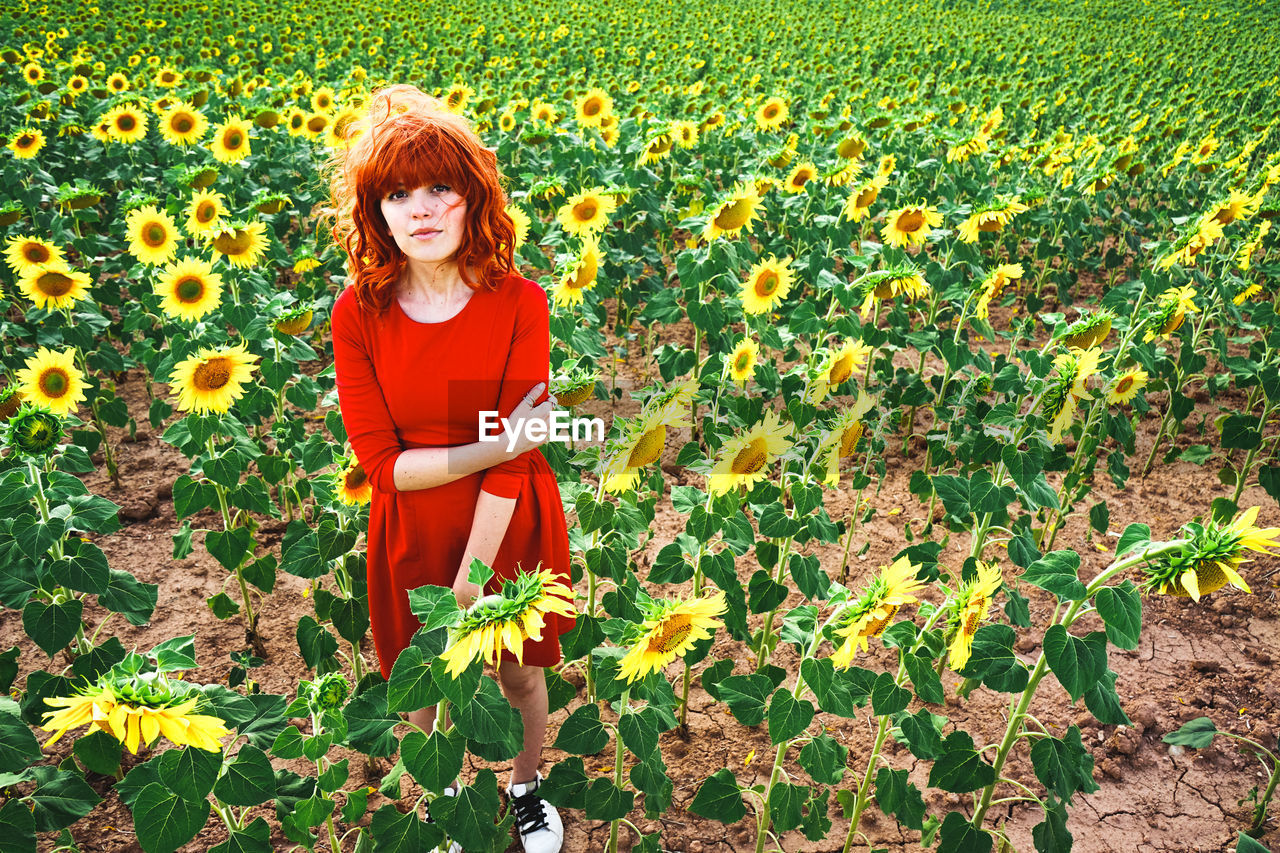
[
  {"x1": 809, "y1": 341, "x2": 873, "y2": 404},
  {"x1": 17, "y1": 347, "x2": 87, "y2": 415},
  {"x1": 1143, "y1": 285, "x2": 1199, "y2": 341},
  {"x1": 439, "y1": 567, "x2": 576, "y2": 676},
  {"x1": 618, "y1": 593, "x2": 727, "y2": 683},
  {"x1": 973, "y1": 263, "x2": 1024, "y2": 321},
  {"x1": 505, "y1": 204, "x2": 531, "y2": 253},
  {"x1": 154, "y1": 66, "x2": 183, "y2": 88},
  {"x1": 556, "y1": 188, "x2": 616, "y2": 237},
  {"x1": 336, "y1": 460, "x2": 372, "y2": 505},
  {"x1": 41, "y1": 685, "x2": 229, "y2": 754},
  {"x1": 574, "y1": 88, "x2": 613, "y2": 129},
  {"x1": 817, "y1": 392, "x2": 875, "y2": 487},
  {"x1": 1106, "y1": 369, "x2": 1148, "y2": 406},
  {"x1": 326, "y1": 106, "x2": 362, "y2": 149},
  {"x1": 957, "y1": 198, "x2": 1029, "y2": 243},
  {"x1": 531, "y1": 100, "x2": 558, "y2": 124},
  {"x1": 831, "y1": 556, "x2": 924, "y2": 667},
  {"x1": 882, "y1": 204, "x2": 943, "y2": 248},
  {"x1": 185, "y1": 189, "x2": 228, "y2": 237},
  {"x1": 725, "y1": 338, "x2": 760, "y2": 385},
  {"x1": 947, "y1": 561, "x2": 1003, "y2": 671},
  {"x1": 740, "y1": 256, "x2": 795, "y2": 315},
  {"x1": 209, "y1": 221, "x2": 270, "y2": 268},
  {"x1": 601, "y1": 405, "x2": 688, "y2": 495},
  {"x1": 1145, "y1": 507, "x2": 1279, "y2": 601},
  {"x1": 835, "y1": 133, "x2": 868, "y2": 161},
  {"x1": 125, "y1": 205, "x2": 180, "y2": 266},
  {"x1": 209, "y1": 117, "x2": 253, "y2": 164},
  {"x1": 18, "y1": 263, "x2": 91, "y2": 310},
  {"x1": 159, "y1": 102, "x2": 208, "y2": 146},
  {"x1": 105, "y1": 105, "x2": 148, "y2": 143},
  {"x1": 168, "y1": 343, "x2": 260, "y2": 414},
  {"x1": 708, "y1": 409, "x2": 794, "y2": 496},
  {"x1": 703, "y1": 183, "x2": 762, "y2": 241},
  {"x1": 443, "y1": 83, "x2": 474, "y2": 114},
  {"x1": 754, "y1": 97, "x2": 789, "y2": 131},
  {"x1": 7, "y1": 127, "x2": 45, "y2": 159},
  {"x1": 840, "y1": 174, "x2": 889, "y2": 222},
  {"x1": 106, "y1": 72, "x2": 129, "y2": 93},
  {"x1": 5, "y1": 235, "x2": 64, "y2": 277},
  {"x1": 670, "y1": 119, "x2": 698, "y2": 149},
  {"x1": 1156, "y1": 217, "x2": 1224, "y2": 271},
  {"x1": 1207, "y1": 189, "x2": 1259, "y2": 227},
  {"x1": 155, "y1": 257, "x2": 223, "y2": 322},
  {"x1": 552, "y1": 239, "x2": 601, "y2": 308},
  {"x1": 783, "y1": 161, "x2": 818, "y2": 194}
]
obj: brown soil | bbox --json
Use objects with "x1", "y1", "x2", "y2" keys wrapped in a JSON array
[{"x1": 8, "y1": 305, "x2": 1279, "y2": 853}]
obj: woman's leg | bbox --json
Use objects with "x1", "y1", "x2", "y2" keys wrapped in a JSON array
[
  {"x1": 496, "y1": 661, "x2": 548, "y2": 783},
  {"x1": 407, "y1": 705, "x2": 441, "y2": 735}
]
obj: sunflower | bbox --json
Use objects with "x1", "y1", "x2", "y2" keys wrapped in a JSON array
[
  {"x1": 498, "y1": 112, "x2": 517, "y2": 132},
  {"x1": 973, "y1": 263, "x2": 1024, "y2": 321},
  {"x1": 168, "y1": 343, "x2": 260, "y2": 414},
  {"x1": 947, "y1": 131, "x2": 990, "y2": 164},
  {"x1": 125, "y1": 205, "x2": 180, "y2": 265},
  {"x1": 184, "y1": 188, "x2": 227, "y2": 236},
  {"x1": 552, "y1": 239, "x2": 601, "y2": 308},
  {"x1": 835, "y1": 133, "x2": 868, "y2": 160},
  {"x1": 858, "y1": 264, "x2": 931, "y2": 317},
  {"x1": 725, "y1": 338, "x2": 760, "y2": 385},
  {"x1": 1106, "y1": 368, "x2": 1148, "y2": 406},
  {"x1": 877, "y1": 155, "x2": 897, "y2": 178},
  {"x1": 1235, "y1": 220, "x2": 1271, "y2": 272},
  {"x1": 41, "y1": 675, "x2": 229, "y2": 754},
  {"x1": 106, "y1": 72, "x2": 129, "y2": 93},
  {"x1": 1207, "y1": 189, "x2": 1259, "y2": 227},
  {"x1": 755, "y1": 96, "x2": 789, "y2": 131},
  {"x1": 439, "y1": 566, "x2": 576, "y2": 676},
  {"x1": 645, "y1": 377, "x2": 699, "y2": 425},
  {"x1": 703, "y1": 182, "x2": 762, "y2": 241},
  {"x1": 830, "y1": 556, "x2": 924, "y2": 667},
  {"x1": 274, "y1": 306, "x2": 315, "y2": 336},
  {"x1": 7, "y1": 127, "x2": 44, "y2": 159},
  {"x1": 1143, "y1": 285, "x2": 1199, "y2": 341},
  {"x1": 817, "y1": 391, "x2": 876, "y2": 487},
  {"x1": 158, "y1": 102, "x2": 207, "y2": 146},
  {"x1": 16, "y1": 347, "x2": 87, "y2": 415},
  {"x1": 209, "y1": 117, "x2": 253, "y2": 164},
  {"x1": 1143, "y1": 507, "x2": 1279, "y2": 601},
  {"x1": 4, "y1": 235, "x2": 65, "y2": 277},
  {"x1": 106, "y1": 104, "x2": 147, "y2": 143},
  {"x1": 444, "y1": 83, "x2": 474, "y2": 114},
  {"x1": 505, "y1": 203, "x2": 531, "y2": 253},
  {"x1": 574, "y1": 88, "x2": 613, "y2": 129},
  {"x1": 209, "y1": 221, "x2": 269, "y2": 268},
  {"x1": 154, "y1": 66, "x2": 183, "y2": 88},
  {"x1": 707, "y1": 409, "x2": 794, "y2": 496},
  {"x1": 550, "y1": 367, "x2": 598, "y2": 409},
  {"x1": 740, "y1": 256, "x2": 795, "y2": 315},
  {"x1": 292, "y1": 248, "x2": 321, "y2": 274},
  {"x1": 640, "y1": 133, "x2": 674, "y2": 166},
  {"x1": 840, "y1": 174, "x2": 889, "y2": 222},
  {"x1": 22, "y1": 62, "x2": 44, "y2": 85},
  {"x1": 335, "y1": 459, "x2": 372, "y2": 505},
  {"x1": 326, "y1": 105, "x2": 362, "y2": 149},
  {"x1": 1059, "y1": 312, "x2": 1113, "y2": 350},
  {"x1": 556, "y1": 188, "x2": 616, "y2": 237},
  {"x1": 957, "y1": 197, "x2": 1029, "y2": 243},
  {"x1": 155, "y1": 257, "x2": 222, "y2": 322},
  {"x1": 809, "y1": 340, "x2": 873, "y2": 404},
  {"x1": 946, "y1": 561, "x2": 1003, "y2": 671},
  {"x1": 882, "y1": 203, "x2": 943, "y2": 248},
  {"x1": 670, "y1": 119, "x2": 699, "y2": 149},
  {"x1": 1054, "y1": 347, "x2": 1101, "y2": 402},
  {"x1": 531, "y1": 100, "x2": 558, "y2": 124},
  {"x1": 783, "y1": 161, "x2": 818, "y2": 194},
  {"x1": 285, "y1": 108, "x2": 308, "y2": 135},
  {"x1": 617, "y1": 593, "x2": 727, "y2": 683},
  {"x1": 601, "y1": 404, "x2": 688, "y2": 494},
  {"x1": 4, "y1": 403, "x2": 63, "y2": 456},
  {"x1": 1043, "y1": 382, "x2": 1079, "y2": 445},
  {"x1": 18, "y1": 263, "x2": 91, "y2": 310},
  {"x1": 1156, "y1": 216, "x2": 1224, "y2": 270}
]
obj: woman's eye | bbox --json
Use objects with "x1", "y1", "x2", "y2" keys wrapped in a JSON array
[
  {"x1": 388, "y1": 189, "x2": 407, "y2": 200},
  {"x1": 432, "y1": 184, "x2": 452, "y2": 194}
]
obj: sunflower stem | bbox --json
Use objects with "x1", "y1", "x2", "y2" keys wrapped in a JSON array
[{"x1": 606, "y1": 688, "x2": 631, "y2": 853}]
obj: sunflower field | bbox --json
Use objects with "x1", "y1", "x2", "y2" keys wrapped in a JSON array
[{"x1": 3, "y1": 0, "x2": 1280, "y2": 850}]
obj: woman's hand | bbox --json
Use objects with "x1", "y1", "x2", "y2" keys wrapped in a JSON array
[
  {"x1": 501, "y1": 382, "x2": 558, "y2": 456},
  {"x1": 453, "y1": 575, "x2": 482, "y2": 609}
]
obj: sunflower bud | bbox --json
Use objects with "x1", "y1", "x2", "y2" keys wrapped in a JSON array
[{"x1": 5, "y1": 403, "x2": 64, "y2": 456}]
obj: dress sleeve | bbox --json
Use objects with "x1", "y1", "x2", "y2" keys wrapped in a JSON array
[
  {"x1": 480, "y1": 280, "x2": 551, "y2": 499},
  {"x1": 331, "y1": 289, "x2": 402, "y2": 494}
]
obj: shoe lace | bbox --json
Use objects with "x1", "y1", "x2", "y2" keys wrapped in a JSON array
[{"x1": 511, "y1": 790, "x2": 550, "y2": 835}]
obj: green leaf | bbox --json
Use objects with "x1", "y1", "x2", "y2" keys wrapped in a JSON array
[
  {"x1": 768, "y1": 688, "x2": 815, "y2": 744},
  {"x1": 292, "y1": 793, "x2": 336, "y2": 827},
  {"x1": 50, "y1": 540, "x2": 110, "y2": 595},
  {"x1": 801, "y1": 787, "x2": 833, "y2": 842},
  {"x1": 688, "y1": 768, "x2": 745, "y2": 823},
  {"x1": 1030, "y1": 726, "x2": 1099, "y2": 802},
  {"x1": 156, "y1": 743, "x2": 221, "y2": 802},
  {"x1": 23, "y1": 598, "x2": 82, "y2": 658},
  {"x1": 1021, "y1": 551, "x2": 1087, "y2": 601},
  {"x1": 0, "y1": 798, "x2": 36, "y2": 853},
  {"x1": 99, "y1": 568, "x2": 158, "y2": 625},
  {"x1": 207, "y1": 592, "x2": 240, "y2": 619},
  {"x1": 341, "y1": 787, "x2": 370, "y2": 825},
  {"x1": 213, "y1": 744, "x2": 275, "y2": 807},
  {"x1": 1089, "y1": 501, "x2": 1110, "y2": 536},
  {"x1": 386, "y1": 646, "x2": 444, "y2": 712},
  {"x1": 768, "y1": 782, "x2": 809, "y2": 832},
  {"x1": 1032, "y1": 797, "x2": 1072, "y2": 853},
  {"x1": 435, "y1": 768, "x2": 503, "y2": 852},
  {"x1": 938, "y1": 810, "x2": 992, "y2": 853},
  {"x1": 319, "y1": 759, "x2": 350, "y2": 793},
  {"x1": 1095, "y1": 581, "x2": 1142, "y2": 649},
  {"x1": 1237, "y1": 833, "x2": 1271, "y2": 853},
  {"x1": 149, "y1": 635, "x2": 196, "y2": 673},
  {"x1": 271, "y1": 726, "x2": 305, "y2": 760},
  {"x1": 897, "y1": 708, "x2": 946, "y2": 761},
  {"x1": 0, "y1": 698, "x2": 41, "y2": 774},
  {"x1": 406, "y1": 585, "x2": 461, "y2": 632},
  {"x1": 797, "y1": 733, "x2": 846, "y2": 785},
  {"x1": 1116, "y1": 523, "x2": 1151, "y2": 557},
  {"x1": 1084, "y1": 668, "x2": 1132, "y2": 726},
  {"x1": 870, "y1": 672, "x2": 911, "y2": 717},
  {"x1": 538, "y1": 756, "x2": 589, "y2": 810},
  {"x1": 1163, "y1": 717, "x2": 1218, "y2": 749},
  {"x1": 717, "y1": 674, "x2": 773, "y2": 726},
  {"x1": 72, "y1": 728, "x2": 121, "y2": 775},
  {"x1": 928, "y1": 732, "x2": 996, "y2": 793},
  {"x1": 619, "y1": 710, "x2": 659, "y2": 761},
  {"x1": 296, "y1": 615, "x2": 339, "y2": 670},
  {"x1": 747, "y1": 569, "x2": 788, "y2": 614},
  {"x1": 130, "y1": 781, "x2": 211, "y2": 853},
  {"x1": 554, "y1": 703, "x2": 610, "y2": 755},
  {"x1": 575, "y1": 493, "x2": 615, "y2": 534},
  {"x1": 874, "y1": 767, "x2": 926, "y2": 831},
  {"x1": 584, "y1": 777, "x2": 634, "y2": 821},
  {"x1": 453, "y1": 677, "x2": 522, "y2": 756},
  {"x1": 1043, "y1": 626, "x2": 1107, "y2": 703},
  {"x1": 369, "y1": 803, "x2": 437, "y2": 853},
  {"x1": 342, "y1": 683, "x2": 399, "y2": 758},
  {"x1": 903, "y1": 652, "x2": 945, "y2": 704},
  {"x1": 210, "y1": 816, "x2": 273, "y2": 853},
  {"x1": 401, "y1": 728, "x2": 465, "y2": 792},
  {"x1": 1221, "y1": 414, "x2": 1262, "y2": 450}
]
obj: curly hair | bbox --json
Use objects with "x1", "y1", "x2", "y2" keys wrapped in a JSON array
[{"x1": 324, "y1": 84, "x2": 516, "y2": 313}]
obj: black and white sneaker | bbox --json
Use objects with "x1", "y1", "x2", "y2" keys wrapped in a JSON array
[
  {"x1": 425, "y1": 786, "x2": 462, "y2": 853},
  {"x1": 506, "y1": 773, "x2": 563, "y2": 853}
]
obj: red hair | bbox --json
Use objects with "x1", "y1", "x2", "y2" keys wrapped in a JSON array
[{"x1": 326, "y1": 85, "x2": 516, "y2": 313}]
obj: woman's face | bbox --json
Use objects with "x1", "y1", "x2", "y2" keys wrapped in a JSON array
[{"x1": 379, "y1": 182, "x2": 468, "y2": 268}]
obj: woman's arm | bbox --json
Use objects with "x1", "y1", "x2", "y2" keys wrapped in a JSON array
[{"x1": 451, "y1": 490, "x2": 518, "y2": 606}]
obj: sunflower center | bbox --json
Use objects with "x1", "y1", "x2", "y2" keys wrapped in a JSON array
[
  {"x1": 647, "y1": 613, "x2": 693, "y2": 655},
  {"x1": 582, "y1": 98, "x2": 602, "y2": 117},
  {"x1": 193, "y1": 357, "x2": 232, "y2": 391},
  {"x1": 290, "y1": 115, "x2": 304, "y2": 130},
  {"x1": 790, "y1": 169, "x2": 813, "y2": 188},
  {"x1": 344, "y1": 465, "x2": 368, "y2": 490},
  {"x1": 627, "y1": 426, "x2": 665, "y2": 468},
  {"x1": 863, "y1": 604, "x2": 899, "y2": 639},
  {"x1": 142, "y1": 223, "x2": 168, "y2": 248},
  {"x1": 213, "y1": 230, "x2": 251, "y2": 255},
  {"x1": 174, "y1": 276, "x2": 205, "y2": 303},
  {"x1": 715, "y1": 198, "x2": 753, "y2": 231},
  {"x1": 978, "y1": 218, "x2": 1004, "y2": 232},
  {"x1": 196, "y1": 202, "x2": 217, "y2": 223},
  {"x1": 857, "y1": 186, "x2": 880, "y2": 207},
  {"x1": 962, "y1": 599, "x2": 987, "y2": 635},
  {"x1": 753, "y1": 271, "x2": 779, "y2": 299},
  {"x1": 839, "y1": 422, "x2": 864, "y2": 458},
  {"x1": 763, "y1": 104, "x2": 779, "y2": 120},
  {"x1": 25, "y1": 244, "x2": 51, "y2": 265},
  {"x1": 1115, "y1": 376, "x2": 1134, "y2": 395},
  {"x1": 225, "y1": 130, "x2": 244, "y2": 148},
  {"x1": 17, "y1": 134, "x2": 36, "y2": 148},
  {"x1": 897, "y1": 210, "x2": 925, "y2": 233},
  {"x1": 572, "y1": 200, "x2": 598, "y2": 222},
  {"x1": 173, "y1": 115, "x2": 193, "y2": 133},
  {"x1": 829, "y1": 354, "x2": 854, "y2": 386},
  {"x1": 730, "y1": 438, "x2": 769, "y2": 476},
  {"x1": 39, "y1": 367, "x2": 69, "y2": 398},
  {"x1": 733, "y1": 351, "x2": 752, "y2": 373},
  {"x1": 117, "y1": 115, "x2": 136, "y2": 132},
  {"x1": 1190, "y1": 561, "x2": 1230, "y2": 596},
  {"x1": 36, "y1": 271, "x2": 74, "y2": 296}
]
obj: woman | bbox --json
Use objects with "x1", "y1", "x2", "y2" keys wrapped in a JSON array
[{"x1": 327, "y1": 85, "x2": 572, "y2": 853}]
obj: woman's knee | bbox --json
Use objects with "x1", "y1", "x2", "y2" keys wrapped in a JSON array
[{"x1": 498, "y1": 663, "x2": 544, "y2": 702}]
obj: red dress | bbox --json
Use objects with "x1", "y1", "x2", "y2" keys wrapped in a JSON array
[{"x1": 331, "y1": 272, "x2": 575, "y2": 680}]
